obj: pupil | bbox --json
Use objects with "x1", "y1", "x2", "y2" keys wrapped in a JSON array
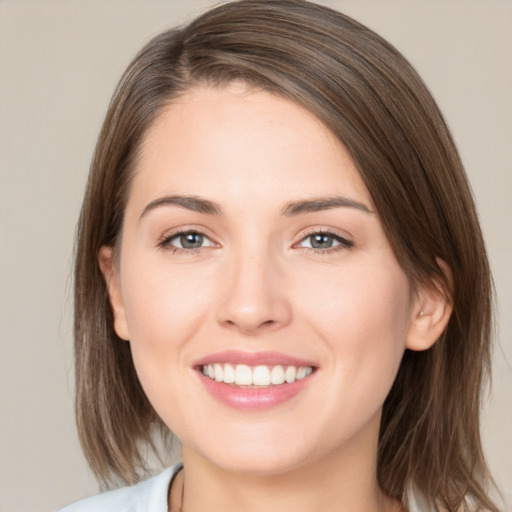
[
  {"x1": 311, "y1": 234, "x2": 333, "y2": 248},
  {"x1": 181, "y1": 233, "x2": 203, "y2": 249}
]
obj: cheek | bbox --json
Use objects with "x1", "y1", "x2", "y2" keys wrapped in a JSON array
[
  {"x1": 300, "y1": 255, "x2": 411, "y2": 336},
  {"x1": 297, "y1": 257, "x2": 412, "y2": 407},
  {"x1": 118, "y1": 262, "x2": 216, "y2": 432},
  {"x1": 121, "y1": 248, "x2": 211, "y2": 333},
  {"x1": 118, "y1": 253, "x2": 214, "y2": 387}
]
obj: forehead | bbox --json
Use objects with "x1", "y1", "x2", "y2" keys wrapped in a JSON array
[{"x1": 128, "y1": 83, "x2": 371, "y2": 212}]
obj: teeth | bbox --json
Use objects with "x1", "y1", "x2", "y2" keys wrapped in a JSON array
[
  {"x1": 214, "y1": 363, "x2": 223, "y2": 382},
  {"x1": 270, "y1": 365, "x2": 285, "y2": 385},
  {"x1": 202, "y1": 363, "x2": 313, "y2": 386},
  {"x1": 296, "y1": 367, "x2": 306, "y2": 380},
  {"x1": 285, "y1": 366, "x2": 296, "y2": 383},
  {"x1": 223, "y1": 363, "x2": 235, "y2": 384},
  {"x1": 253, "y1": 365, "x2": 271, "y2": 386},
  {"x1": 235, "y1": 364, "x2": 252, "y2": 385}
]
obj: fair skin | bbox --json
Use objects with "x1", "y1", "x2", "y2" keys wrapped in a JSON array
[{"x1": 99, "y1": 83, "x2": 451, "y2": 512}]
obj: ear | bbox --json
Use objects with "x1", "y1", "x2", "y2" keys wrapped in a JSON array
[
  {"x1": 405, "y1": 260, "x2": 453, "y2": 352},
  {"x1": 98, "y1": 246, "x2": 130, "y2": 341}
]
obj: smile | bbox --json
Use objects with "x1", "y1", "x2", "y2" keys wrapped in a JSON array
[
  {"x1": 202, "y1": 363, "x2": 314, "y2": 386},
  {"x1": 194, "y1": 351, "x2": 318, "y2": 410}
]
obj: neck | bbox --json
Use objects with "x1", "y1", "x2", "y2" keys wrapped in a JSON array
[{"x1": 171, "y1": 429, "x2": 401, "y2": 512}]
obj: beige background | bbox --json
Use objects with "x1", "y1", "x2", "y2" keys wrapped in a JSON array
[{"x1": 0, "y1": 1, "x2": 511, "y2": 511}]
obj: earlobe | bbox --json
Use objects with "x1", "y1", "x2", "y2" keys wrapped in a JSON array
[
  {"x1": 98, "y1": 246, "x2": 130, "y2": 341},
  {"x1": 405, "y1": 261, "x2": 453, "y2": 352}
]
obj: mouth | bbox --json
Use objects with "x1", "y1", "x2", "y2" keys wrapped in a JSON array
[
  {"x1": 200, "y1": 363, "x2": 314, "y2": 387},
  {"x1": 193, "y1": 351, "x2": 317, "y2": 410}
]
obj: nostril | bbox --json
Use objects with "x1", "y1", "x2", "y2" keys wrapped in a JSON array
[
  {"x1": 215, "y1": 275, "x2": 292, "y2": 333},
  {"x1": 221, "y1": 318, "x2": 276, "y2": 332}
]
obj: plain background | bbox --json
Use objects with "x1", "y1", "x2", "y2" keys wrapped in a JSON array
[{"x1": 0, "y1": 1, "x2": 511, "y2": 511}]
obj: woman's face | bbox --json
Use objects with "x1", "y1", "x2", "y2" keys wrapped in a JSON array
[{"x1": 102, "y1": 83, "x2": 424, "y2": 475}]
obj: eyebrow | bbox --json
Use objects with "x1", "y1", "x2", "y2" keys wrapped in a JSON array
[
  {"x1": 281, "y1": 196, "x2": 373, "y2": 215},
  {"x1": 139, "y1": 194, "x2": 373, "y2": 220},
  {"x1": 139, "y1": 195, "x2": 223, "y2": 220}
]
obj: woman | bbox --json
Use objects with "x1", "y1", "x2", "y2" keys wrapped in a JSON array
[{"x1": 58, "y1": 0, "x2": 500, "y2": 510}]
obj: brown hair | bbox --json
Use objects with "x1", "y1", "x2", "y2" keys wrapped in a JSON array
[{"x1": 74, "y1": 1, "x2": 498, "y2": 510}]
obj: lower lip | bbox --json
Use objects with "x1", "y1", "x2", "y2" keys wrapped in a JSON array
[{"x1": 197, "y1": 371, "x2": 314, "y2": 411}]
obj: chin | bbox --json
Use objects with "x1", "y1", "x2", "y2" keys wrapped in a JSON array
[
  {"x1": 181, "y1": 424, "x2": 330, "y2": 477},
  {"x1": 205, "y1": 448, "x2": 312, "y2": 476}
]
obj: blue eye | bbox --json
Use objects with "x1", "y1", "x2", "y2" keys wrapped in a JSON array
[
  {"x1": 298, "y1": 232, "x2": 353, "y2": 251},
  {"x1": 161, "y1": 231, "x2": 215, "y2": 250}
]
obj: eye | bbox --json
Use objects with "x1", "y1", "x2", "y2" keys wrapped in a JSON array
[
  {"x1": 297, "y1": 231, "x2": 353, "y2": 251},
  {"x1": 160, "y1": 230, "x2": 216, "y2": 251}
]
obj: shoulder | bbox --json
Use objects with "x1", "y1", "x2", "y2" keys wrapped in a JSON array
[
  {"x1": 407, "y1": 487, "x2": 435, "y2": 512},
  {"x1": 55, "y1": 464, "x2": 182, "y2": 512}
]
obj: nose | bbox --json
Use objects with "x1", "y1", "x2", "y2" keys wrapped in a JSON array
[{"x1": 216, "y1": 247, "x2": 292, "y2": 334}]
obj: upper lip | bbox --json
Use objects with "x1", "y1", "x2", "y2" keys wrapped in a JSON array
[{"x1": 192, "y1": 350, "x2": 317, "y2": 368}]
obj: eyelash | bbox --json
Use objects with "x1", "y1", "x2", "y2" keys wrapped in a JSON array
[
  {"x1": 295, "y1": 229, "x2": 354, "y2": 255},
  {"x1": 157, "y1": 228, "x2": 354, "y2": 255},
  {"x1": 158, "y1": 229, "x2": 216, "y2": 255}
]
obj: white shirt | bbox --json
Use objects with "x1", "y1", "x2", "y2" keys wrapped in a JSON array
[
  {"x1": 56, "y1": 463, "x2": 431, "y2": 511},
  {"x1": 56, "y1": 464, "x2": 182, "y2": 512}
]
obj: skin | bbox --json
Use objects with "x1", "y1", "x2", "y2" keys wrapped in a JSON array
[{"x1": 100, "y1": 83, "x2": 452, "y2": 512}]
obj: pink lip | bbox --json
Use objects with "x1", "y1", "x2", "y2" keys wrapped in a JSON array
[
  {"x1": 192, "y1": 350, "x2": 316, "y2": 368},
  {"x1": 193, "y1": 351, "x2": 318, "y2": 411}
]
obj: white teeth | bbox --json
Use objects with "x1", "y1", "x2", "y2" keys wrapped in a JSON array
[
  {"x1": 202, "y1": 363, "x2": 313, "y2": 386},
  {"x1": 223, "y1": 363, "x2": 235, "y2": 384},
  {"x1": 235, "y1": 364, "x2": 253, "y2": 385},
  {"x1": 214, "y1": 363, "x2": 223, "y2": 382},
  {"x1": 253, "y1": 365, "x2": 271, "y2": 386},
  {"x1": 285, "y1": 366, "x2": 296, "y2": 383},
  {"x1": 270, "y1": 365, "x2": 285, "y2": 385}
]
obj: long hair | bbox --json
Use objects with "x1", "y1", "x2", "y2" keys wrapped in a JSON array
[{"x1": 74, "y1": 1, "x2": 497, "y2": 510}]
